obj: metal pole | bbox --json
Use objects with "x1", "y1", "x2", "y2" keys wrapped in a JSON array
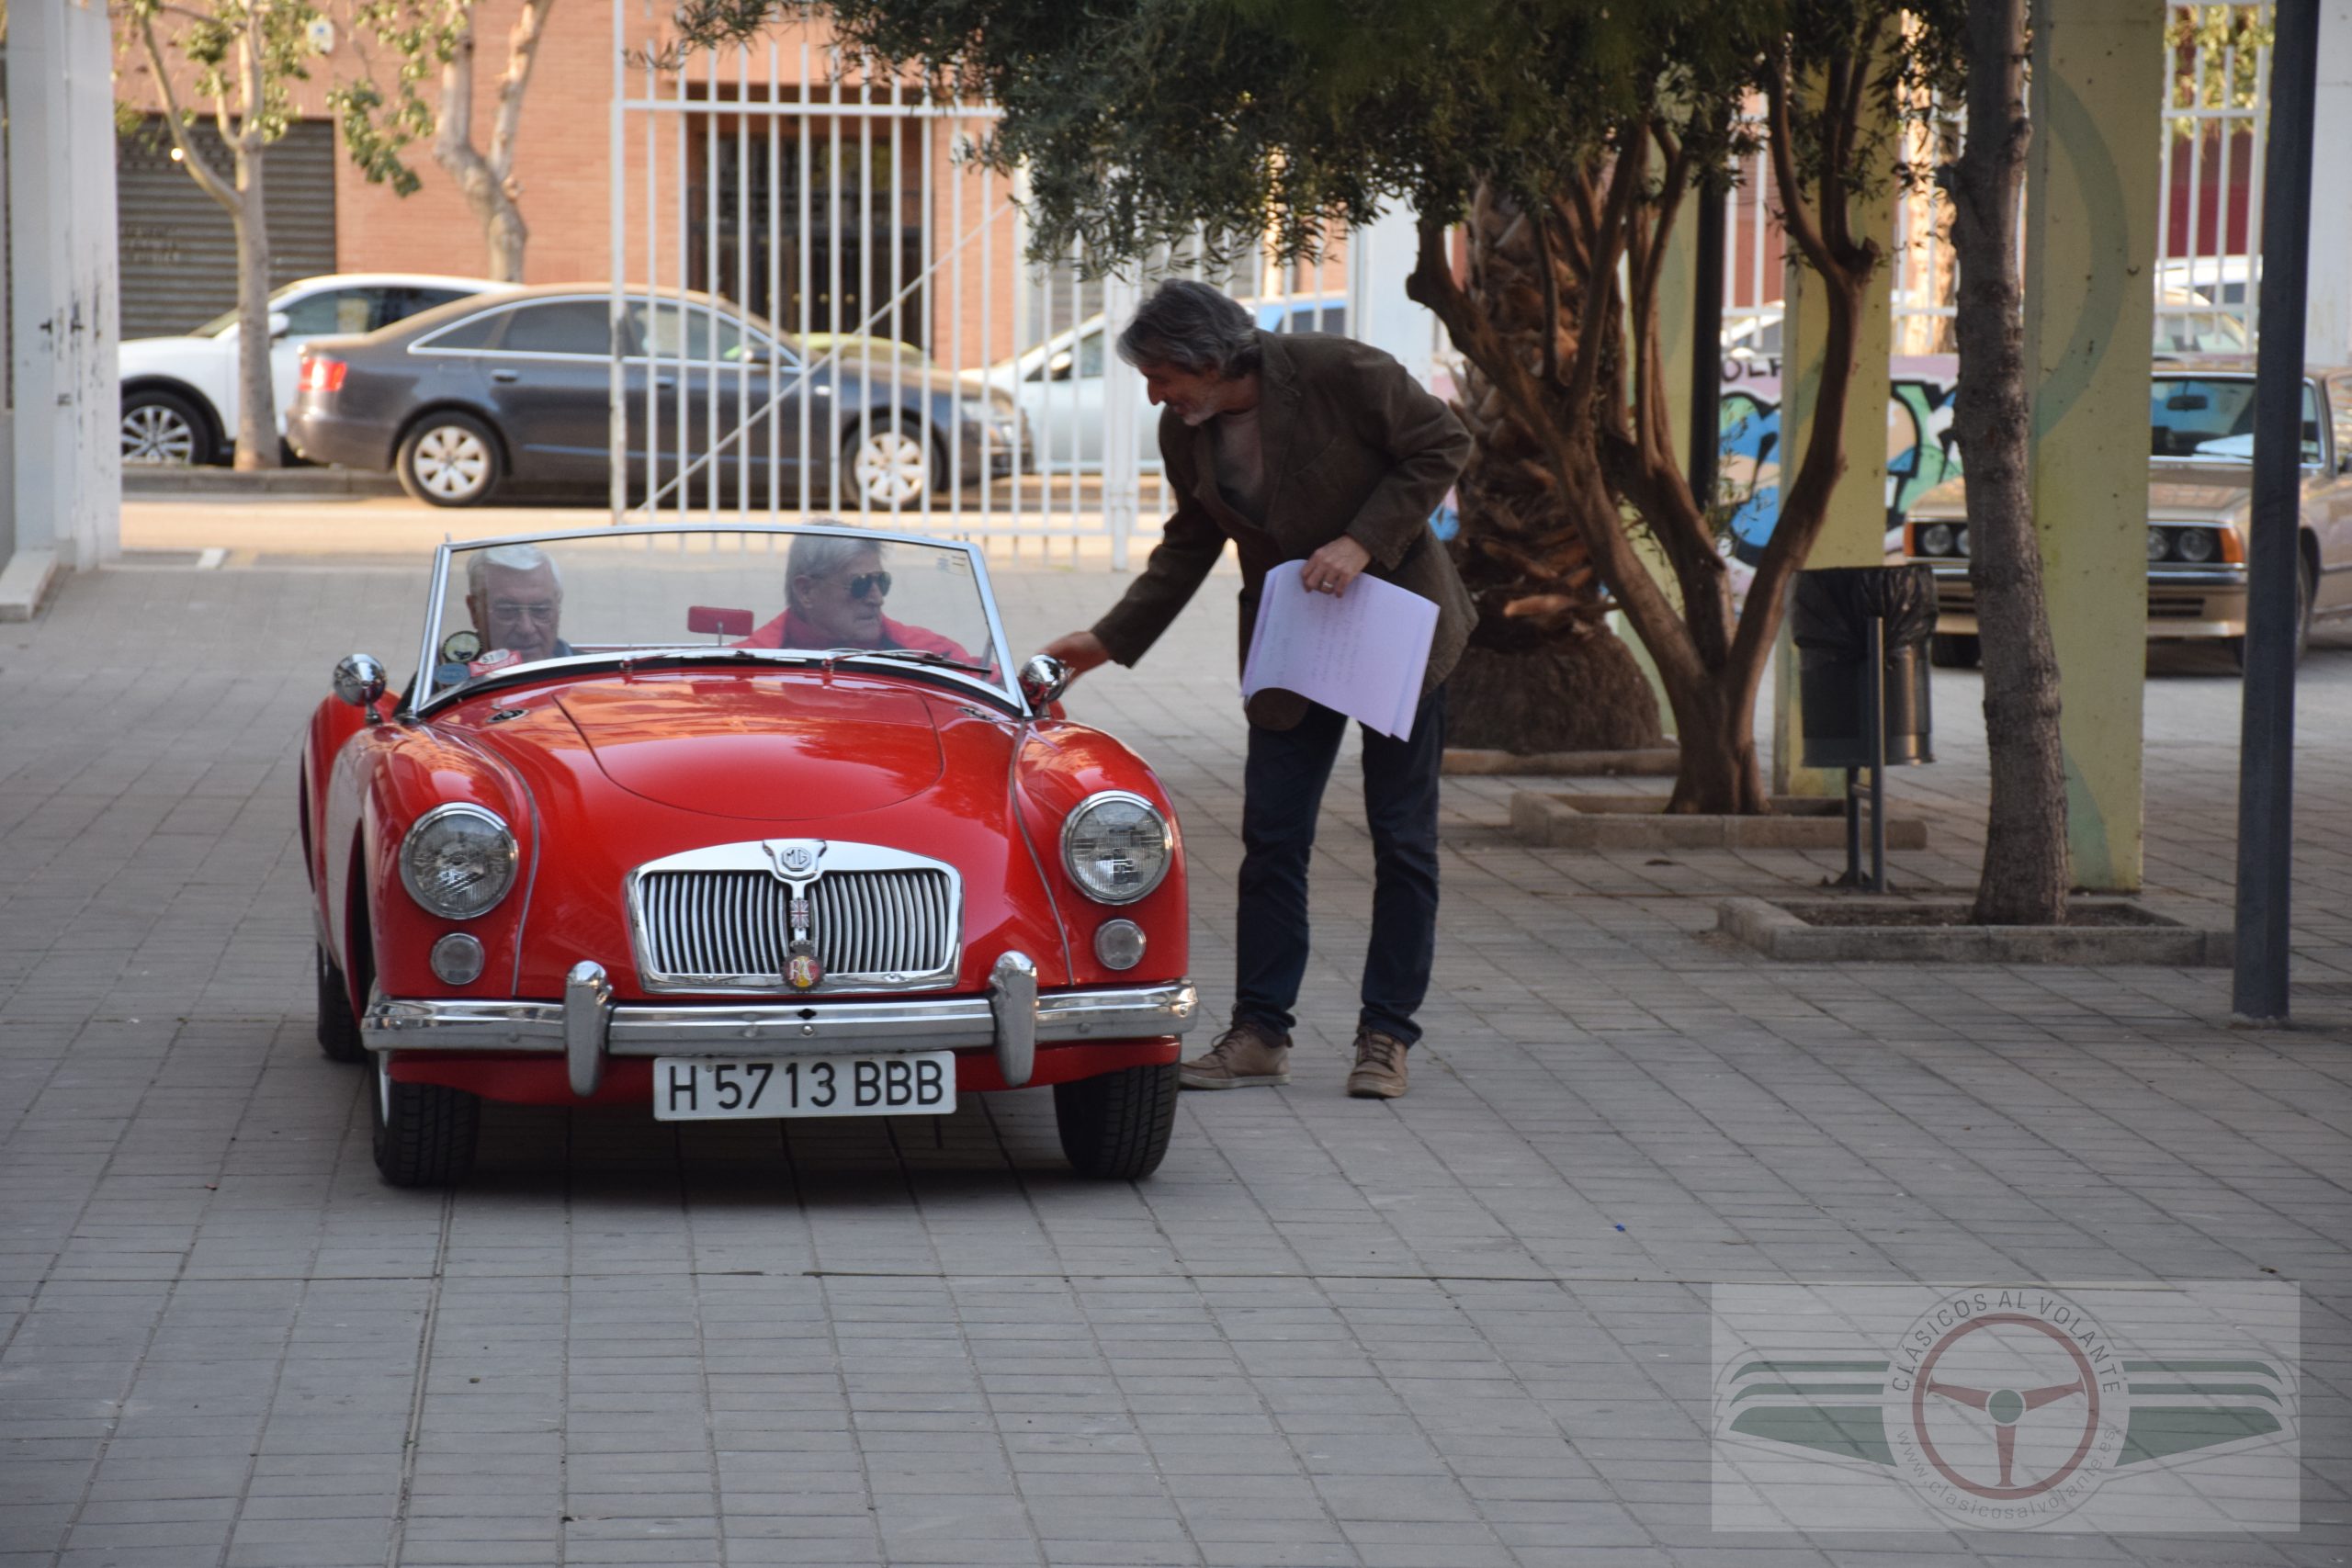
[
  {"x1": 1689, "y1": 171, "x2": 1725, "y2": 505},
  {"x1": 1868, "y1": 615, "x2": 1887, "y2": 894},
  {"x1": 2233, "y1": 0, "x2": 2320, "y2": 1023}
]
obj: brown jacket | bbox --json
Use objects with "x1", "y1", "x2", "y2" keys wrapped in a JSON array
[{"x1": 1091, "y1": 330, "x2": 1476, "y2": 728}]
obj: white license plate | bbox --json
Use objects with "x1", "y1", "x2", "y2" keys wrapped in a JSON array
[{"x1": 651, "y1": 1052, "x2": 956, "y2": 1121}]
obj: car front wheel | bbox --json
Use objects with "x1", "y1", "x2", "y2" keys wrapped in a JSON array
[
  {"x1": 120, "y1": 389, "x2": 211, "y2": 467},
  {"x1": 398, "y1": 412, "x2": 503, "y2": 507},
  {"x1": 316, "y1": 945, "x2": 367, "y2": 1064},
  {"x1": 1054, "y1": 1061, "x2": 1179, "y2": 1179},
  {"x1": 844, "y1": 419, "x2": 939, "y2": 509},
  {"x1": 372, "y1": 1055, "x2": 481, "y2": 1187},
  {"x1": 1928, "y1": 633, "x2": 1981, "y2": 669}
]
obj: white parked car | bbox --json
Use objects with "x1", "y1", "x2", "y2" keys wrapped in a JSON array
[
  {"x1": 963, "y1": 295, "x2": 1347, "y2": 475},
  {"x1": 119, "y1": 273, "x2": 514, "y2": 465}
]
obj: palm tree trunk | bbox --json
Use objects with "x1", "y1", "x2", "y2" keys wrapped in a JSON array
[{"x1": 1449, "y1": 183, "x2": 1663, "y2": 752}]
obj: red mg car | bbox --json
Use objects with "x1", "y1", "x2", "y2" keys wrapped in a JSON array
[{"x1": 302, "y1": 524, "x2": 1195, "y2": 1185}]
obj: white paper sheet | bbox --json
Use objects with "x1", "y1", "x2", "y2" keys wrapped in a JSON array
[{"x1": 1239, "y1": 560, "x2": 1439, "y2": 739}]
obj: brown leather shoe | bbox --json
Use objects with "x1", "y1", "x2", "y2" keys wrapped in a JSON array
[
  {"x1": 1180, "y1": 1017, "x2": 1293, "y2": 1089},
  {"x1": 1345, "y1": 1029, "x2": 1409, "y2": 1099}
]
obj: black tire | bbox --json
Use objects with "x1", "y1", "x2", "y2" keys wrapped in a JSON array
[
  {"x1": 397, "y1": 411, "x2": 504, "y2": 507},
  {"x1": 316, "y1": 944, "x2": 368, "y2": 1064},
  {"x1": 842, "y1": 416, "x2": 944, "y2": 508},
  {"x1": 2227, "y1": 547, "x2": 2314, "y2": 672},
  {"x1": 120, "y1": 388, "x2": 213, "y2": 467},
  {"x1": 1928, "y1": 633, "x2": 1981, "y2": 669},
  {"x1": 1054, "y1": 1062, "x2": 1180, "y2": 1179},
  {"x1": 371, "y1": 1058, "x2": 481, "y2": 1187}
]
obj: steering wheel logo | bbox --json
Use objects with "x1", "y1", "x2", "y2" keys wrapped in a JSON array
[{"x1": 1889, "y1": 1295, "x2": 2125, "y2": 1525}]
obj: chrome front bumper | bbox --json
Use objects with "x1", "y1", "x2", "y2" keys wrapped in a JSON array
[{"x1": 361, "y1": 953, "x2": 1197, "y2": 1095}]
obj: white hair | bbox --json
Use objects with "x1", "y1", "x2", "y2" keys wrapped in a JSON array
[
  {"x1": 466, "y1": 543, "x2": 562, "y2": 597},
  {"x1": 786, "y1": 525, "x2": 887, "y2": 597}
]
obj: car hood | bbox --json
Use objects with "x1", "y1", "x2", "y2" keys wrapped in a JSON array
[
  {"x1": 1909, "y1": 465, "x2": 2260, "y2": 525},
  {"x1": 119, "y1": 335, "x2": 218, "y2": 365},
  {"x1": 542, "y1": 676, "x2": 946, "y2": 819},
  {"x1": 2148, "y1": 464, "x2": 2256, "y2": 521}
]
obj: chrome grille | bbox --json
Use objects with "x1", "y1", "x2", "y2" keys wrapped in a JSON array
[{"x1": 637, "y1": 868, "x2": 956, "y2": 987}]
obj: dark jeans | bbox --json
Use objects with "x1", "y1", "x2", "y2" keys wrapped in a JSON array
[{"x1": 1233, "y1": 685, "x2": 1445, "y2": 1046}]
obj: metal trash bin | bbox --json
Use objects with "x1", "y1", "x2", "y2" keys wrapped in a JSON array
[
  {"x1": 1791, "y1": 564, "x2": 1939, "y2": 891},
  {"x1": 1792, "y1": 565, "x2": 1939, "y2": 769}
]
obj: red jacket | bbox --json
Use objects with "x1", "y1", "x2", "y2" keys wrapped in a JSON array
[{"x1": 741, "y1": 609, "x2": 983, "y2": 669}]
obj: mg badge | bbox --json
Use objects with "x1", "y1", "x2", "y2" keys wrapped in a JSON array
[
  {"x1": 786, "y1": 946, "x2": 823, "y2": 990},
  {"x1": 765, "y1": 838, "x2": 826, "y2": 879}
]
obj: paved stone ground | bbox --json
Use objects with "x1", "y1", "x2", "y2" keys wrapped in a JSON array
[{"x1": 1, "y1": 532, "x2": 2347, "y2": 1567}]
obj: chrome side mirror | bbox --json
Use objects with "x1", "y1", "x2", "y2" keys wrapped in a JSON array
[
  {"x1": 334, "y1": 653, "x2": 388, "y2": 719},
  {"x1": 1018, "y1": 653, "x2": 1070, "y2": 712},
  {"x1": 267, "y1": 310, "x2": 292, "y2": 340}
]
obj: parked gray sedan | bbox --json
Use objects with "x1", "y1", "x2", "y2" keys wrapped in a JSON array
[{"x1": 284, "y1": 285, "x2": 1024, "y2": 508}]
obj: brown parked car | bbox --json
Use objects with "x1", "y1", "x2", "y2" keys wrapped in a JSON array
[{"x1": 1904, "y1": 361, "x2": 2352, "y2": 668}]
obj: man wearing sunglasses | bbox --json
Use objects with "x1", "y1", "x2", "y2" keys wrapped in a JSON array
[{"x1": 743, "y1": 528, "x2": 978, "y2": 663}]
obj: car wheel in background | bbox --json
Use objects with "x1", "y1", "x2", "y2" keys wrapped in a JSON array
[
  {"x1": 1054, "y1": 1062, "x2": 1179, "y2": 1179},
  {"x1": 1928, "y1": 633, "x2": 1981, "y2": 669},
  {"x1": 315, "y1": 945, "x2": 368, "y2": 1064},
  {"x1": 398, "y1": 412, "x2": 503, "y2": 507},
  {"x1": 2229, "y1": 547, "x2": 2313, "y2": 671},
  {"x1": 119, "y1": 389, "x2": 211, "y2": 467},
  {"x1": 844, "y1": 418, "x2": 938, "y2": 508},
  {"x1": 371, "y1": 1055, "x2": 481, "y2": 1186}
]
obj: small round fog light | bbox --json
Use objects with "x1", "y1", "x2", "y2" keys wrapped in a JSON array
[
  {"x1": 430, "y1": 932, "x2": 487, "y2": 986},
  {"x1": 1093, "y1": 919, "x2": 1148, "y2": 971}
]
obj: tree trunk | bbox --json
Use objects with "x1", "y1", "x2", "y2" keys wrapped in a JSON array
[
  {"x1": 1661, "y1": 671, "x2": 1770, "y2": 813},
  {"x1": 231, "y1": 151, "x2": 279, "y2": 471},
  {"x1": 1450, "y1": 182, "x2": 1664, "y2": 754},
  {"x1": 483, "y1": 196, "x2": 528, "y2": 284},
  {"x1": 1947, "y1": 0, "x2": 2067, "y2": 924}
]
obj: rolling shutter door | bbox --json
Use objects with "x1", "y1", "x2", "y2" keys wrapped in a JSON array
[{"x1": 116, "y1": 118, "x2": 338, "y2": 341}]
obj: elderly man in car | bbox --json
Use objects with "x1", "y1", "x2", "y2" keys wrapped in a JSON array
[{"x1": 462, "y1": 543, "x2": 573, "y2": 671}]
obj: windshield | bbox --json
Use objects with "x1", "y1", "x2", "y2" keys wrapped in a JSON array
[
  {"x1": 2149, "y1": 376, "x2": 2323, "y2": 464},
  {"x1": 193, "y1": 280, "x2": 305, "y2": 339},
  {"x1": 417, "y1": 527, "x2": 1009, "y2": 706}
]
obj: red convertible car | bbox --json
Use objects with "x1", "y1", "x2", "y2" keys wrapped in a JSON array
[{"x1": 302, "y1": 524, "x2": 1195, "y2": 1185}]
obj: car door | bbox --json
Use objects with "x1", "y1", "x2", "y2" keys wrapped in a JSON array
[
  {"x1": 479, "y1": 299, "x2": 625, "y2": 481},
  {"x1": 628, "y1": 299, "x2": 817, "y2": 504}
]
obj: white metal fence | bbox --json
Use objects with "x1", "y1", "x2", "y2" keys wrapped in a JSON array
[{"x1": 605, "y1": 28, "x2": 1342, "y2": 564}]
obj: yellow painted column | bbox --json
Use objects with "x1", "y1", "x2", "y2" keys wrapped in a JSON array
[
  {"x1": 1770, "y1": 158, "x2": 1895, "y2": 795},
  {"x1": 2025, "y1": 0, "x2": 2163, "y2": 891},
  {"x1": 1613, "y1": 216, "x2": 1701, "y2": 738}
]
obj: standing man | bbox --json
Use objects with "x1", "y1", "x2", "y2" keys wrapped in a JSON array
[{"x1": 1040, "y1": 281, "x2": 1474, "y2": 1100}]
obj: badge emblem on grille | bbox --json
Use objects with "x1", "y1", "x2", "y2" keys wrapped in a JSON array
[
  {"x1": 786, "y1": 946, "x2": 823, "y2": 990},
  {"x1": 765, "y1": 838, "x2": 826, "y2": 879}
]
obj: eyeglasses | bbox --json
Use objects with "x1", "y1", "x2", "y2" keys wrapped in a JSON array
[
  {"x1": 490, "y1": 600, "x2": 560, "y2": 621},
  {"x1": 842, "y1": 571, "x2": 891, "y2": 599}
]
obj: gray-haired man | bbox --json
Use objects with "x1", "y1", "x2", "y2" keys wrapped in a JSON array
[
  {"x1": 1040, "y1": 280, "x2": 1474, "y2": 1100},
  {"x1": 465, "y1": 543, "x2": 571, "y2": 668}
]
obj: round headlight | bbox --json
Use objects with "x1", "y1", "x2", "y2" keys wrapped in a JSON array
[
  {"x1": 400, "y1": 805, "x2": 518, "y2": 919},
  {"x1": 1917, "y1": 523, "x2": 1954, "y2": 558},
  {"x1": 1955, "y1": 525, "x2": 1972, "y2": 557},
  {"x1": 1094, "y1": 919, "x2": 1148, "y2": 971},
  {"x1": 2174, "y1": 525, "x2": 2217, "y2": 563},
  {"x1": 430, "y1": 931, "x2": 487, "y2": 985},
  {"x1": 2147, "y1": 526, "x2": 2173, "y2": 562},
  {"x1": 1061, "y1": 791, "x2": 1172, "y2": 905}
]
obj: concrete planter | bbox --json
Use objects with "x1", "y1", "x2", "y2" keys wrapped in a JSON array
[
  {"x1": 1510, "y1": 792, "x2": 1928, "y2": 851},
  {"x1": 1718, "y1": 896, "x2": 2233, "y2": 965},
  {"x1": 1444, "y1": 748, "x2": 1679, "y2": 777}
]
